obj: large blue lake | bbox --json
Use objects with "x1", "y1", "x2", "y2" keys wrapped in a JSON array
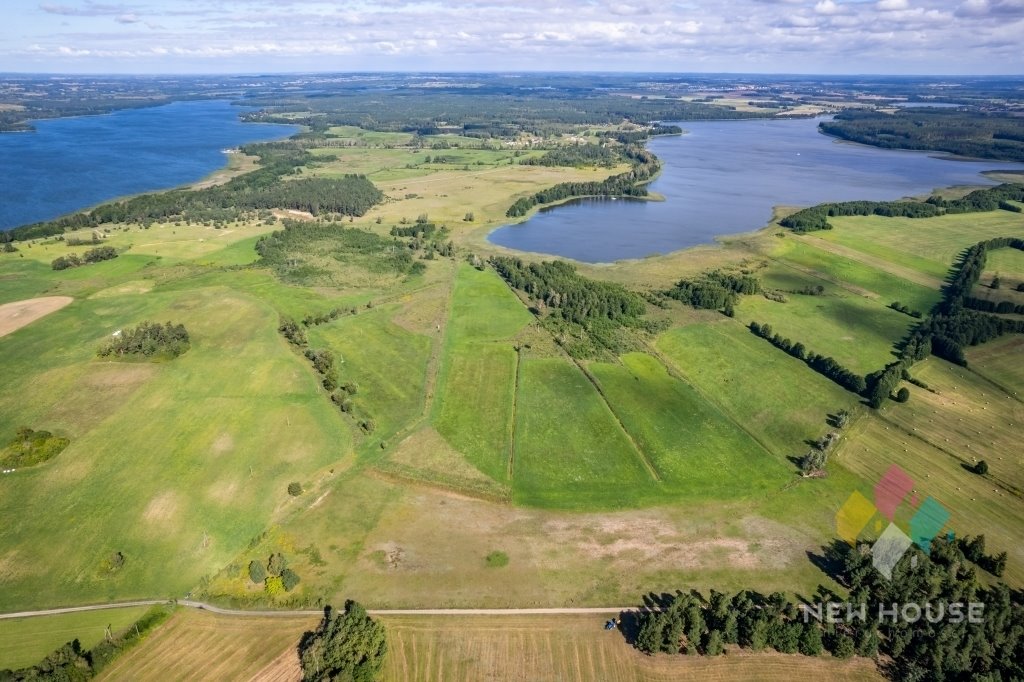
[
  {"x1": 0, "y1": 100, "x2": 298, "y2": 231},
  {"x1": 488, "y1": 118, "x2": 1024, "y2": 263}
]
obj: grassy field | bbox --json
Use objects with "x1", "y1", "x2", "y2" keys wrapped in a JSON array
[
  {"x1": 308, "y1": 307, "x2": 433, "y2": 443},
  {"x1": 512, "y1": 357, "x2": 653, "y2": 508},
  {"x1": 0, "y1": 606, "x2": 151, "y2": 670},
  {"x1": 967, "y1": 334, "x2": 1024, "y2": 395},
  {"x1": 0, "y1": 284, "x2": 355, "y2": 610},
  {"x1": 734, "y1": 290, "x2": 910, "y2": 376},
  {"x1": 589, "y1": 353, "x2": 789, "y2": 498},
  {"x1": 432, "y1": 265, "x2": 532, "y2": 481},
  {"x1": 656, "y1": 319, "x2": 859, "y2": 456},
  {"x1": 816, "y1": 210, "x2": 1024, "y2": 280},
  {"x1": 771, "y1": 238, "x2": 943, "y2": 313}
]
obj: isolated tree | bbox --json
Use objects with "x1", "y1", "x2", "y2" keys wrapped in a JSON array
[
  {"x1": 991, "y1": 275, "x2": 1001, "y2": 289},
  {"x1": 288, "y1": 482, "x2": 303, "y2": 497},
  {"x1": 972, "y1": 460, "x2": 989, "y2": 475},
  {"x1": 299, "y1": 601, "x2": 387, "y2": 682}
]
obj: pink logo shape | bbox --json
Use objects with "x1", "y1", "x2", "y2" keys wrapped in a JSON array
[{"x1": 875, "y1": 464, "x2": 913, "y2": 521}]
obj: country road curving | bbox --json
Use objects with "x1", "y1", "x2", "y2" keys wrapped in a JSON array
[{"x1": 0, "y1": 599, "x2": 636, "y2": 621}]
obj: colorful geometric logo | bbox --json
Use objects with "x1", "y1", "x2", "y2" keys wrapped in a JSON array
[{"x1": 836, "y1": 464, "x2": 951, "y2": 580}]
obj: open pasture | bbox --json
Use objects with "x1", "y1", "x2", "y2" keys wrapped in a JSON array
[
  {"x1": 655, "y1": 319, "x2": 859, "y2": 456},
  {"x1": 511, "y1": 357, "x2": 653, "y2": 508},
  {"x1": 0, "y1": 285, "x2": 353, "y2": 611},
  {"x1": 589, "y1": 352, "x2": 789, "y2": 498},
  {"x1": 308, "y1": 306, "x2": 432, "y2": 443},
  {"x1": 817, "y1": 210, "x2": 1024, "y2": 280}
]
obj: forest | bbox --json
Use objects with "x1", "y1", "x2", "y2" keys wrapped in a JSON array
[
  {"x1": 819, "y1": 109, "x2": 1024, "y2": 161},
  {"x1": 490, "y1": 256, "x2": 654, "y2": 356},
  {"x1": 505, "y1": 144, "x2": 659, "y2": 217}
]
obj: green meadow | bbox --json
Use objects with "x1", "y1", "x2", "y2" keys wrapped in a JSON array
[{"x1": 0, "y1": 127, "x2": 1021, "y2": 675}]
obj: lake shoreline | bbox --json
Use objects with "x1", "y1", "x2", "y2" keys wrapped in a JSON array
[{"x1": 486, "y1": 117, "x2": 1024, "y2": 264}]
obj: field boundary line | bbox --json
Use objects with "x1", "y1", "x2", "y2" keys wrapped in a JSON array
[
  {"x1": 645, "y1": 340, "x2": 779, "y2": 461},
  {"x1": 508, "y1": 345, "x2": 523, "y2": 480},
  {"x1": 573, "y1": 358, "x2": 663, "y2": 483}
]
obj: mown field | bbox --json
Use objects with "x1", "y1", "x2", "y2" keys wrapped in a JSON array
[
  {"x1": 94, "y1": 608, "x2": 314, "y2": 681},
  {"x1": 381, "y1": 614, "x2": 885, "y2": 682},
  {"x1": 0, "y1": 606, "x2": 151, "y2": 670},
  {"x1": 50, "y1": 608, "x2": 886, "y2": 682}
]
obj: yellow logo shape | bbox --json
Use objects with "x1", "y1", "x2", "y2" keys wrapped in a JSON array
[{"x1": 837, "y1": 490, "x2": 878, "y2": 546}]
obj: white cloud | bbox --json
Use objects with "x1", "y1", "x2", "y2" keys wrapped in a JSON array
[
  {"x1": 814, "y1": 0, "x2": 844, "y2": 15},
  {"x1": 0, "y1": 0, "x2": 1016, "y2": 74}
]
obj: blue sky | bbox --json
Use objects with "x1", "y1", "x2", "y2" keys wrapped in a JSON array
[{"x1": 1, "y1": 0, "x2": 1022, "y2": 74}]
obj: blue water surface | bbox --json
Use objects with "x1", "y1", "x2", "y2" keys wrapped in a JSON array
[
  {"x1": 488, "y1": 118, "x2": 1024, "y2": 263},
  {"x1": 0, "y1": 100, "x2": 298, "y2": 230}
]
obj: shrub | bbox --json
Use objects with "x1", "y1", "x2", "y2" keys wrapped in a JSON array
[
  {"x1": 248, "y1": 560, "x2": 267, "y2": 583},
  {"x1": 485, "y1": 551, "x2": 509, "y2": 568},
  {"x1": 288, "y1": 482, "x2": 303, "y2": 497},
  {"x1": 895, "y1": 387, "x2": 910, "y2": 403},
  {"x1": 268, "y1": 552, "x2": 288, "y2": 575},
  {"x1": 281, "y1": 568, "x2": 301, "y2": 591},
  {"x1": 264, "y1": 575, "x2": 284, "y2": 596}
]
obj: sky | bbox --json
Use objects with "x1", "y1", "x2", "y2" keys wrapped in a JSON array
[{"x1": 0, "y1": 0, "x2": 1021, "y2": 75}]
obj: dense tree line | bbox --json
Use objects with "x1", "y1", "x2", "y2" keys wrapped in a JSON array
[
  {"x1": 97, "y1": 321, "x2": 190, "y2": 359},
  {"x1": 0, "y1": 606, "x2": 172, "y2": 681},
  {"x1": 636, "y1": 536, "x2": 1023, "y2": 681},
  {"x1": 51, "y1": 246, "x2": 118, "y2": 271},
  {"x1": 664, "y1": 271, "x2": 761, "y2": 311},
  {"x1": 749, "y1": 322, "x2": 867, "y2": 394},
  {"x1": 505, "y1": 145, "x2": 659, "y2": 217},
  {"x1": 298, "y1": 601, "x2": 387, "y2": 682},
  {"x1": 900, "y1": 236, "x2": 1024, "y2": 366},
  {"x1": 519, "y1": 143, "x2": 618, "y2": 167},
  {"x1": 819, "y1": 109, "x2": 1024, "y2": 161},
  {"x1": 779, "y1": 184, "x2": 1024, "y2": 233}
]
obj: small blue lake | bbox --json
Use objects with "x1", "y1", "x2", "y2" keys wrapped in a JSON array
[
  {"x1": 488, "y1": 118, "x2": 1024, "y2": 263},
  {"x1": 0, "y1": 100, "x2": 298, "y2": 231}
]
